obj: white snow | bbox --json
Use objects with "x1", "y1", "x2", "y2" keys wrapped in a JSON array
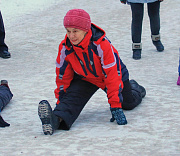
[{"x1": 0, "y1": 0, "x2": 180, "y2": 155}]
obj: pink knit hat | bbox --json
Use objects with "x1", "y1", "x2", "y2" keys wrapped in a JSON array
[{"x1": 63, "y1": 9, "x2": 91, "y2": 32}]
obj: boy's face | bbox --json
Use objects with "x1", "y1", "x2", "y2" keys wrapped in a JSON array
[{"x1": 66, "y1": 28, "x2": 87, "y2": 45}]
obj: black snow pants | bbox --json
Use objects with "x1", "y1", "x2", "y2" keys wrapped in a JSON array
[
  {"x1": 0, "y1": 85, "x2": 13, "y2": 112},
  {"x1": 53, "y1": 78, "x2": 142, "y2": 130}
]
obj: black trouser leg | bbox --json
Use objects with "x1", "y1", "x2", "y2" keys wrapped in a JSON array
[
  {"x1": 121, "y1": 80, "x2": 142, "y2": 110},
  {"x1": 130, "y1": 3, "x2": 144, "y2": 43},
  {"x1": 147, "y1": 1, "x2": 160, "y2": 35},
  {"x1": 0, "y1": 85, "x2": 13, "y2": 111},
  {"x1": 0, "y1": 11, "x2": 8, "y2": 51},
  {"x1": 53, "y1": 78, "x2": 99, "y2": 130}
]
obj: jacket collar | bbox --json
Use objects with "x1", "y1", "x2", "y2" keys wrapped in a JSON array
[{"x1": 73, "y1": 29, "x2": 92, "y2": 51}]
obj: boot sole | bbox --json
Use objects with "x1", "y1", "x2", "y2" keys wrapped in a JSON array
[{"x1": 38, "y1": 100, "x2": 54, "y2": 135}]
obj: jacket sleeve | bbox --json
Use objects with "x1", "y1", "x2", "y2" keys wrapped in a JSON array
[
  {"x1": 99, "y1": 40, "x2": 124, "y2": 108},
  {"x1": 54, "y1": 43, "x2": 74, "y2": 104}
]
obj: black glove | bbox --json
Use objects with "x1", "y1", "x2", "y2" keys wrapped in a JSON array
[
  {"x1": 120, "y1": 0, "x2": 127, "y2": 4},
  {"x1": 0, "y1": 115, "x2": 10, "y2": 127},
  {"x1": 110, "y1": 108, "x2": 127, "y2": 125}
]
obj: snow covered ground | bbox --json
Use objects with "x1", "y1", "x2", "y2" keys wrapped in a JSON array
[{"x1": 0, "y1": 0, "x2": 180, "y2": 155}]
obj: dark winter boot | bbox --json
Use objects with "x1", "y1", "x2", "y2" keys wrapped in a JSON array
[
  {"x1": 0, "y1": 50, "x2": 11, "y2": 59},
  {"x1": 0, "y1": 115, "x2": 10, "y2": 127},
  {"x1": 38, "y1": 100, "x2": 60, "y2": 135},
  {"x1": 0, "y1": 80, "x2": 9, "y2": 88},
  {"x1": 151, "y1": 34, "x2": 164, "y2": 52},
  {"x1": 129, "y1": 79, "x2": 146, "y2": 98},
  {"x1": 132, "y1": 43, "x2": 142, "y2": 60}
]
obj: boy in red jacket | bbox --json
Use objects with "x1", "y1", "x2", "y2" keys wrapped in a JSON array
[{"x1": 38, "y1": 9, "x2": 146, "y2": 135}]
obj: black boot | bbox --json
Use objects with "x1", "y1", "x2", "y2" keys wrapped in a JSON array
[
  {"x1": 133, "y1": 49, "x2": 141, "y2": 60},
  {"x1": 0, "y1": 115, "x2": 10, "y2": 127},
  {"x1": 0, "y1": 50, "x2": 11, "y2": 59},
  {"x1": 151, "y1": 34, "x2": 164, "y2": 52},
  {"x1": 0, "y1": 80, "x2": 9, "y2": 88},
  {"x1": 38, "y1": 100, "x2": 60, "y2": 135},
  {"x1": 129, "y1": 79, "x2": 146, "y2": 98},
  {"x1": 132, "y1": 43, "x2": 142, "y2": 60}
]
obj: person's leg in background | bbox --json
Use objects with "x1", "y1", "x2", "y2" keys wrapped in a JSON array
[
  {"x1": 0, "y1": 11, "x2": 11, "y2": 59},
  {"x1": 130, "y1": 3, "x2": 144, "y2": 60},
  {"x1": 148, "y1": 1, "x2": 164, "y2": 52},
  {"x1": 0, "y1": 80, "x2": 13, "y2": 127}
]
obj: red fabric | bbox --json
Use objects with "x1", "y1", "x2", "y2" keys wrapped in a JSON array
[{"x1": 55, "y1": 24, "x2": 124, "y2": 108}]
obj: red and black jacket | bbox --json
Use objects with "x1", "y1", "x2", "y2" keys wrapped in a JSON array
[{"x1": 55, "y1": 23, "x2": 127, "y2": 108}]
